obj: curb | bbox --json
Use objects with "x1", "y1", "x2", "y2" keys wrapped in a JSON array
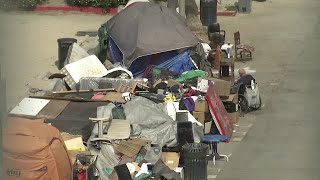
[
  {"x1": 35, "y1": 6, "x2": 237, "y2": 16},
  {"x1": 34, "y1": 6, "x2": 119, "y2": 15},
  {"x1": 217, "y1": 11, "x2": 237, "y2": 16}
]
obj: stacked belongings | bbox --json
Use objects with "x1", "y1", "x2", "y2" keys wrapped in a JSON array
[
  {"x1": 5, "y1": 67, "x2": 237, "y2": 179},
  {"x1": 2, "y1": 2, "x2": 244, "y2": 180}
]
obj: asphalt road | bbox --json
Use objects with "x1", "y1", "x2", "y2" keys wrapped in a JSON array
[{"x1": 217, "y1": 0, "x2": 320, "y2": 179}]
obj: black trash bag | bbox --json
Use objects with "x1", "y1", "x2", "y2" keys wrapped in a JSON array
[
  {"x1": 152, "y1": 160, "x2": 182, "y2": 180},
  {"x1": 189, "y1": 43, "x2": 212, "y2": 76}
]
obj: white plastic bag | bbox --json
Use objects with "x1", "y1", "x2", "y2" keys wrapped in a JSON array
[{"x1": 245, "y1": 85, "x2": 260, "y2": 107}]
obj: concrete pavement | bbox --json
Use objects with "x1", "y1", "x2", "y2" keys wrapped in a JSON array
[{"x1": 215, "y1": 0, "x2": 320, "y2": 179}]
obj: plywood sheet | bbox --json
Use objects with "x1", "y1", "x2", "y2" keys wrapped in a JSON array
[
  {"x1": 37, "y1": 100, "x2": 70, "y2": 120},
  {"x1": 9, "y1": 98, "x2": 50, "y2": 117}
]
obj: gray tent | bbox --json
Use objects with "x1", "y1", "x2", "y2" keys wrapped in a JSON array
[{"x1": 104, "y1": 2, "x2": 199, "y2": 67}]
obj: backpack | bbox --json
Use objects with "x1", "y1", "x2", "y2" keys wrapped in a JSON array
[{"x1": 3, "y1": 116, "x2": 72, "y2": 180}]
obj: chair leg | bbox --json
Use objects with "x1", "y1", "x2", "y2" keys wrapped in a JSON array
[{"x1": 219, "y1": 154, "x2": 229, "y2": 162}]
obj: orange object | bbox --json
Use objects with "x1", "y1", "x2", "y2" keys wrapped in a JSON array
[{"x1": 214, "y1": 45, "x2": 221, "y2": 70}]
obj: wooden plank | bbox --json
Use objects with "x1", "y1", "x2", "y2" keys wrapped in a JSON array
[
  {"x1": 37, "y1": 100, "x2": 71, "y2": 120},
  {"x1": 29, "y1": 95, "x2": 111, "y2": 102}
]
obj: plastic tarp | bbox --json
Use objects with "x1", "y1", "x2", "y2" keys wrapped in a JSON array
[
  {"x1": 108, "y1": 37, "x2": 123, "y2": 64},
  {"x1": 123, "y1": 97, "x2": 178, "y2": 147}
]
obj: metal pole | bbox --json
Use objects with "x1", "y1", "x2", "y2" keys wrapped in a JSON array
[
  {"x1": 0, "y1": 65, "x2": 6, "y2": 180},
  {"x1": 179, "y1": 0, "x2": 186, "y2": 18}
]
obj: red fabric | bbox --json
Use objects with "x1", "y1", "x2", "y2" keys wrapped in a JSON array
[
  {"x1": 76, "y1": 171, "x2": 86, "y2": 180},
  {"x1": 92, "y1": 92, "x2": 105, "y2": 100}
]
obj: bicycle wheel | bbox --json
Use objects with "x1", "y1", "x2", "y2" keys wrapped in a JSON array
[
  {"x1": 250, "y1": 96, "x2": 262, "y2": 110},
  {"x1": 238, "y1": 94, "x2": 249, "y2": 114}
]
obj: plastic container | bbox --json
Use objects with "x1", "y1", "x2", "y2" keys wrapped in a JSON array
[
  {"x1": 183, "y1": 143, "x2": 209, "y2": 180},
  {"x1": 200, "y1": 0, "x2": 218, "y2": 26},
  {"x1": 57, "y1": 38, "x2": 77, "y2": 70},
  {"x1": 238, "y1": 0, "x2": 252, "y2": 13}
]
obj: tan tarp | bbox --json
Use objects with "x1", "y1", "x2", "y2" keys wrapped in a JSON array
[{"x1": 3, "y1": 116, "x2": 72, "y2": 180}]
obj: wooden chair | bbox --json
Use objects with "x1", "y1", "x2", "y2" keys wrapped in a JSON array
[
  {"x1": 234, "y1": 31, "x2": 254, "y2": 61},
  {"x1": 219, "y1": 58, "x2": 235, "y2": 83}
]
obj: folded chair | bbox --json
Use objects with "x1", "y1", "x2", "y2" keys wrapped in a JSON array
[{"x1": 234, "y1": 31, "x2": 254, "y2": 61}]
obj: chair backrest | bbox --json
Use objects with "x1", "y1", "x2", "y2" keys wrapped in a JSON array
[
  {"x1": 234, "y1": 31, "x2": 241, "y2": 46},
  {"x1": 208, "y1": 23, "x2": 221, "y2": 33}
]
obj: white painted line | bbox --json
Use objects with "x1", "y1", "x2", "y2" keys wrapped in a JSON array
[
  {"x1": 208, "y1": 175, "x2": 217, "y2": 179},
  {"x1": 232, "y1": 137, "x2": 243, "y2": 142}
]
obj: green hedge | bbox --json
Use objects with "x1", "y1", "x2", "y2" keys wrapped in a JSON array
[
  {"x1": 0, "y1": 0, "x2": 47, "y2": 9},
  {"x1": 66, "y1": 0, "x2": 127, "y2": 8}
]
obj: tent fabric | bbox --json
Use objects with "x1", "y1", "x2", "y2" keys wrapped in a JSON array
[
  {"x1": 129, "y1": 50, "x2": 194, "y2": 77},
  {"x1": 107, "y1": 37, "x2": 123, "y2": 64},
  {"x1": 104, "y1": 2, "x2": 199, "y2": 68}
]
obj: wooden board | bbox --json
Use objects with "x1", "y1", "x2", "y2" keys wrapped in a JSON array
[
  {"x1": 9, "y1": 98, "x2": 50, "y2": 117},
  {"x1": 37, "y1": 100, "x2": 70, "y2": 120}
]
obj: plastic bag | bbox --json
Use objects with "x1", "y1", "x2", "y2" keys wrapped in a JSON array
[{"x1": 245, "y1": 85, "x2": 260, "y2": 107}]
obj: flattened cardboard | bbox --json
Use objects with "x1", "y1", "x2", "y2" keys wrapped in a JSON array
[
  {"x1": 204, "y1": 78, "x2": 231, "y2": 96},
  {"x1": 228, "y1": 112, "x2": 239, "y2": 124},
  {"x1": 104, "y1": 119, "x2": 130, "y2": 140},
  {"x1": 161, "y1": 152, "x2": 180, "y2": 170},
  {"x1": 103, "y1": 92, "x2": 126, "y2": 103},
  {"x1": 114, "y1": 139, "x2": 147, "y2": 158},
  {"x1": 64, "y1": 137, "x2": 86, "y2": 151},
  {"x1": 37, "y1": 100, "x2": 70, "y2": 120}
]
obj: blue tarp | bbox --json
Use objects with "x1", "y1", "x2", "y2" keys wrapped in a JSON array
[{"x1": 107, "y1": 37, "x2": 195, "y2": 77}]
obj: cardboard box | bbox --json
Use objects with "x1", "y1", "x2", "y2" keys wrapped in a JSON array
[
  {"x1": 228, "y1": 112, "x2": 239, "y2": 124},
  {"x1": 204, "y1": 78, "x2": 231, "y2": 97},
  {"x1": 192, "y1": 112, "x2": 211, "y2": 125},
  {"x1": 193, "y1": 111, "x2": 205, "y2": 125},
  {"x1": 194, "y1": 100, "x2": 209, "y2": 112},
  {"x1": 221, "y1": 94, "x2": 238, "y2": 113},
  {"x1": 161, "y1": 152, "x2": 180, "y2": 170},
  {"x1": 221, "y1": 94, "x2": 238, "y2": 103}
]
